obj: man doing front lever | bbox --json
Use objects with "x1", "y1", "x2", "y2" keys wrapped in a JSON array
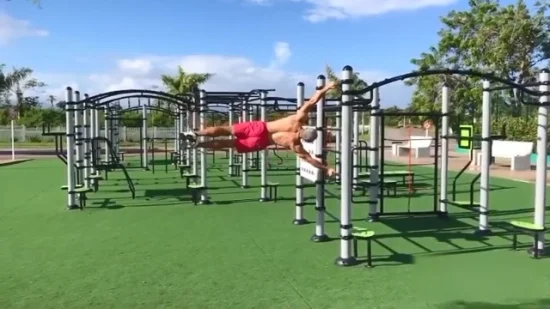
[{"x1": 180, "y1": 81, "x2": 338, "y2": 176}]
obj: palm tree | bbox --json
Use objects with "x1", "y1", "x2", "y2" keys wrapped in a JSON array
[
  {"x1": 48, "y1": 95, "x2": 56, "y2": 108},
  {"x1": 324, "y1": 64, "x2": 368, "y2": 99},
  {"x1": 161, "y1": 66, "x2": 213, "y2": 96},
  {"x1": 1, "y1": 67, "x2": 45, "y2": 117}
]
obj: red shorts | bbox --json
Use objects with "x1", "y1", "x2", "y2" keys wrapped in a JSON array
[{"x1": 232, "y1": 121, "x2": 270, "y2": 153}]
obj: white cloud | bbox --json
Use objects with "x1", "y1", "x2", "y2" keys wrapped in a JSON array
[
  {"x1": 271, "y1": 41, "x2": 291, "y2": 67},
  {"x1": 0, "y1": 12, "x2": 48, "y2": 45},
  {"x1": 34, "y1": 42, "x2": 412, "y2": 108},
  {"x1": 117, "y1": 58, "x2": 153, "y2": 76},
  {"x1": 247, "y1": 0, "x2": 457, "y2": 22}
]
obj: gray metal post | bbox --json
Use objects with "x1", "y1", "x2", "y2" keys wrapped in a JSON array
[
  {"x1": 179, "y1": 106, "x2": 186, "y2": 166},
  {"x1": 113, "y1": 102, "x2": 120, "y2": 154},
  {"x1": 368, "y1": 88, "x2": 380, "y2": 221},
  {"x1": 104, "y1": 105, "x2": 110, "y2": 162},
  {"x1": 335, "y1": 110, "x2": 341, "y2": 184},
  {"x1": 477, "y1": 80, "x2": 491, "y2": 235},
  {"x1": 83, "y1": 94, "x2": 91, "y2": 188},
  {"x1": 259, "y1": 91, "x2": 269, "y2": 201},
  {"x1": 174, "y1": 114, "x2": 179, "y2": 158},
  {"x1": 312, "y1": 75, "x2": 328, "y2": 242},
  {"x1": 532, "y1": 70, "x2": 549, "y2": 256},
  {"x1": 241, "y1": 98, "x2": 249, "y2": 188},
  {"x1": 335, "y1": 66, "x2": 356, "y2": 266},
  {"x1": 439, "y1": 84, "x2": 450, "y2": 216},
  {"x1": 199, "y1": 90, "x2": 211, "y2": 204},
  {"x1": 352, "y1": 95, "x2": 360, "y2": 188},
  {"x1": 228, "y1": 103, "x2": 234, "y2": 176},
  {"x1": 185, "y1": 108, "x2": 191, "y2": 166},
  {"x1": 65, "y1": 87, "x2": 78, "y2": 210},
  {"x1": 93, "y1": 104, "x2": 100, "y2": 171},
  {"x1": 74, "y1": 91, "x2": 84, "y2": 186},
  {"x1": 88, "y1": 95, "x2": 96, "y2": 181},
  {"x1": 294, "y1": 82, "x2": 308, "y2": 225},
  {"x1": 142, "y1": 104, "x2": 149, "y2": 170},
  {"x1": 192, "y1": 100, "x2": 199, "y2": 176}
]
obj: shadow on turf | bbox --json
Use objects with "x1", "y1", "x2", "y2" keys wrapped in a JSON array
[
  {"x1": 386, "y1": 182, "x2": 515, "y2": 198},
  {"x1": 438, "y1": 299, "x2": 550, "y2": 309},
  {"x1": 369, "y1": 215, "x2": 517, "y2": 256}
]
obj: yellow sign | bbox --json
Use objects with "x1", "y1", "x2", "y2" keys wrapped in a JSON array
[{"x1": 458, "y1": 125, "x2": 473, "y2": 149}]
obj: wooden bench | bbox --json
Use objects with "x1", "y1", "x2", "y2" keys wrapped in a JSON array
[
  {"x1": 394, "y1": 136, "x2": 432, "y2": 158},
  {"x1": 483, "y1": 140, "x2": 533, "y2": 171},
  {"x1": 510, "y1": 220, "x2": 546, "y2": 259}
]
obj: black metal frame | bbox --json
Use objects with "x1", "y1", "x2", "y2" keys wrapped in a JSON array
[{"x1": 378, "y1": 111, "x2": 442, "y2": 216}]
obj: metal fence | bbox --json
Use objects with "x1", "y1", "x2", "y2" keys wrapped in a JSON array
[{"x1": 0, "y1": 126, "x2": 178, "y2": 143}]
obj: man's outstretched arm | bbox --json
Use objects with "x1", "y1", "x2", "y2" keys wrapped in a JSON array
[
  {"x1": 294, "y1": 144, "x2": 335, "y2": 176},
  {"x1": 297, "y1": 81, "x2": 339, "y2": 118}
]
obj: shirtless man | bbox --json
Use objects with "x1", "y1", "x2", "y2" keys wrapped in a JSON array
[{"x1": 181, "y1": 81, "x2": 338, "y2": 176}]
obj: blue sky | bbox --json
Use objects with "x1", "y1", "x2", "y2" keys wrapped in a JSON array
[{"x1": 0, "y1": 0, "x2": 526, "y2": 106}]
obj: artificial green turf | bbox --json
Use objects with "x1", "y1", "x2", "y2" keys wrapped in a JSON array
[{"x1": 1, "y1": 156, "x2": 550, "y2": 309}]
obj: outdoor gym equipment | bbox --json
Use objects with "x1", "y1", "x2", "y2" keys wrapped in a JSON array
[{"x1": 335, "y1": 66, "x2": 550, "y2": 264}]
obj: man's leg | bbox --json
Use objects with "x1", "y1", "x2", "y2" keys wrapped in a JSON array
[
  {"x1": 195, "y1": 126, "x2": 233, "y2": 137},
  {"x1": 181, "y1": 125, "x2": 233, "y2": 144},
  {"x1": 195, "y1": 139, "x2": 235, "y2": 150}
]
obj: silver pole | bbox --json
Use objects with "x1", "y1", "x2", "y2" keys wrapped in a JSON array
[
  {"x1": 142, "y1": 104, "x2": 149, "y2": 170},
  {"x1": 368, "y1": 88, "x2": 380, "y2": 221},
  {"x1": 294, "y1": 82, "x2": 308, "y2": 225},
  {"x1": 65, "y1": 87, "x2": 78, "y2": 210},
  {"x1": 439, "y1": 84, "x2": 450, "y2": 216},
  {"x1": 88, "y1": 95, "x2": 96, "y2": 181},
  {"x1": 74, "y1": 91, "x2": 84, "y2": 186},
  {"x1": 335, "y1": 110, "x2": 341, "y2": 184},
  {"x1": 336, "y1": 66, "x2": 356, "y2": 266},
  {"x1": 192, "y1": 97, "x2": 199, "y2": 176},
  {"x1": 241, "y1": 98, "x2": 249, "y2": 188},
  {"x1": 532, "y1": 70, "x2": 549, "y2": 256},
  {"x1": 104, "y1": 105, "x2": 109, "y2": 162},
  {"x1": 93, "y1": 103, "x2": 100, "y2": 172},
  {"x1": 228, "y1": 104, "x2": 234, "y2": 176},
  {"x1": 199, "y1": 90, "x2": 211, "y2": 204},
  {"x1": 179, "y1": 106, "x2": 185, "y2": 166},
  {"x1": 312, "y1": 75, "x2": 328, "y2": 242},
  {"x1": 186, "y1": 108, "x2": 192, "y2": 167},
  {"x1": 83, "y1": 94, "x2": 91, "y2": 188},
  {"x1": 113, "y1": 102, "x2": 120, "y2": 154},
  {"x1": 477, "y1": 80, "x2": 491, "y2": 235},
  {"x1": 259, "y1": 91, "x2": 269, "y2": 201},
  {"x1": 352, "y1": 95, "x2": 360, "y2": 188}
]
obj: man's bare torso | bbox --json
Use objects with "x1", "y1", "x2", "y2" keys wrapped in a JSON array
[{"x1": 265, "y1": 114, "x2": 305, "y2": 149}]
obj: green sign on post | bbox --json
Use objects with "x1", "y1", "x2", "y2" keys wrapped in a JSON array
[{"x1": 458, "y1": 125, "x2": 473, "y2": 150}]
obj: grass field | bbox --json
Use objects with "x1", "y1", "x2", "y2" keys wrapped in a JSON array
[{"x1": 1, "y1": 156, "x2": 549, "y2": 309}]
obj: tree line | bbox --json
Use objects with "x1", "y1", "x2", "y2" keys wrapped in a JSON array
[{"x1": 4, "y1": 0, "x2": 549, "y2": 143}]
